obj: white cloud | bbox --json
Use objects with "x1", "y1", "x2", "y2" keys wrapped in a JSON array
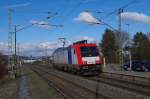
[
  {"x1": 0, "y1": 38, "x2": 98, "y2": 56},
  {"x1": 74, "y1": 11, "x2": 101, "y2": 24},
  {"x1": 121, "y1": 12, "x2": 150, "y2": 24},
  {"x1": 30, "y1": 20, "x2": 50, "y2": 29},
  {"x1": 0, "y1": 42, "x2": 9, "y2": 54},
  {"x1": 30, "y1": 20, "x2": 38, "y2": 24},
  {"x1": 38, "y1": 42, "x2": 58, "y2": 49},
  {"x1": 20, "y1": 42, "x2": 59, "y2": 56},
  {"x1": 37, "y1": 21, "x2": 50, "y2": 28},
  {"x1": 0, "y1": 41, "x2": 70, "y2": 56}
]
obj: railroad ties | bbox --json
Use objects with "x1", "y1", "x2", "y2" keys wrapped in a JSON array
[{"x1": 31, "y1": 64, "x2": 150, "y2": 99}]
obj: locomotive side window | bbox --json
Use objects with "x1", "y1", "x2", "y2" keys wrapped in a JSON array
[
  {"x1": 74, "y1": 49, "x2": 76, "y2": 54},
  {"x1": 80, "y1": 46, "x2": 99, "y2": 57}
]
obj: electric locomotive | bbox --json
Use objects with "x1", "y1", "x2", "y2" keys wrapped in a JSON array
[{"x1": 52, "y1": 40, "x2": 103, "y2": 75}]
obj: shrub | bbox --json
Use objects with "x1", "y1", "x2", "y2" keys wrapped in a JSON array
[{"x1": 0, "y1": 53, "x2": 8, "y2": 78}]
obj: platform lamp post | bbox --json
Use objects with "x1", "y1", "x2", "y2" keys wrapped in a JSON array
[
  {"x1": 12, "y1": 25, "x2": 21, "y2": 77},
  {"x1": 126, "y1": 24, "x2": 132, "y2": 71},
  {"x1": 14, "y1": 25, "x2": 20, "y2": 67},
  {"x1": 13, "y1": 24, "x2": 36, "y2": 77}
]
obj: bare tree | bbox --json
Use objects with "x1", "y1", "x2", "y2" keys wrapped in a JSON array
[
  {"x1": 113, "y1": 31, "x2": 130, "y2": 66},
  {"x1": 114, "y1": 31, "x2": 130, "y2": 49}
]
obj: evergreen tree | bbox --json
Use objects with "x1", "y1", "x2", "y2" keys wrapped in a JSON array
[
  {"x1": 132, "y1": 32, "x2": 150, "y2": 61},
  {"x1": 101, "y1": 29, "x2": 118, "y2": 63}
]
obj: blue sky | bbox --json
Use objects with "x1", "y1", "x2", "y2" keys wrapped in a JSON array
[{"x1": 0, "y1": 0, "x2": 150, "y2": 56}]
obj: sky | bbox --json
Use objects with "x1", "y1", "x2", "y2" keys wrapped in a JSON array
[{"x1": 0, "y1": 0, "x2": 150, "y2": 56}]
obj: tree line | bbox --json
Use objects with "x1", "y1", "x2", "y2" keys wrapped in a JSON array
[
  {"x1": 0, "y1": 53, "x2": 8, "y2": 78},
  {"x1": 100, "y1": 29, "x2": 150, "y2": 64}
]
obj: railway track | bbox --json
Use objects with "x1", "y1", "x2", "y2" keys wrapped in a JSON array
[
  {"x1": 102, "y1": 71, "x2": 150, "y2": 85},
  {"x1": 30, "y1": 64, "x2": 150, "y2": 99},
  {"x1": 88, "y1": 72, "x2": 150, "y2": 96},
  {"x1": 31, "y1": 65, "x2": 107, "y2": 99}
]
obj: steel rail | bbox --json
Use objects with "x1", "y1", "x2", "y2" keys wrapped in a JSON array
[
  {"x1": 31, "y1": 65, "x2": 107, "y2": 99},
  {"x1": 30, "y1": 64, "x2": 149, "y2": 99},
  {"x1": 102, "y1": 71, "x2": 150, "y2": 85},
  {"x1": 31, "y1": 67, "x2": 69, "y2": 99}
]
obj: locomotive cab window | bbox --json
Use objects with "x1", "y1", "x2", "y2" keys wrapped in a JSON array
[{"x1": 80, "y1": 46, "x2": 99, "y2": 57}]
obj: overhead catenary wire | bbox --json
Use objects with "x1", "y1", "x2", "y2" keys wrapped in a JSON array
[
  {"x1": 59, "y1": 0, "x2": 84, "y2": 24},
  {"x1": 14, "y1": 10, "x2": 62, "y2": 32},
  {"x1": 102, "y1": 0, "x2": 136, "y2": 21},
  {"x1": 48, "y1": 0, "x2": 84, "y2": 34}
]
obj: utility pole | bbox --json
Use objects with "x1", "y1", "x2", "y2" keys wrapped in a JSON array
[
  {"x1": 17, "y1": 43, "x2": 20, "y2": 65},
  {"x1": 17, "y1": 43, "x2": 22, "y2": 74},
  {"x1": 118, "y1": 8, "x2": 124, "y2": 69},
  {"x1": 14, "y1": 25, "x2": 20, "y2": 67},
  {"x1": 126, "y1": 24, "x2": 130, "y2": 35},
  {"x1": 118, "y1": 8, "x2": 123, "y2": 32},
  {"x1": 126, "y1": 24, "x2": 132, "y2": 71},
  {"x1": 14, "y1": 25, "x2": 17, "y2": 67}
]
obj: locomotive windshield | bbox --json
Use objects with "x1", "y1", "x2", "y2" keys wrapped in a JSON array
[{"x1": 80, "y1": 46, "x2": 99, "y2": 57}]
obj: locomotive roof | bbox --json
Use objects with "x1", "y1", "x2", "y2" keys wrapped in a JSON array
[
  {"x1": 71, "y1": 43, "x2": 97, "y2": 47},
  {"x1": 53, "y1": 43, "x2": 97, "y2": 55},
  {"x1": 53, "y1": 47, "x2": 67, "y2": 52}
]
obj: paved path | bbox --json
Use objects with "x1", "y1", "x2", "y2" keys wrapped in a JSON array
[{"x1": 18, "y1": 66, "x2": 32, "y2": 99}]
